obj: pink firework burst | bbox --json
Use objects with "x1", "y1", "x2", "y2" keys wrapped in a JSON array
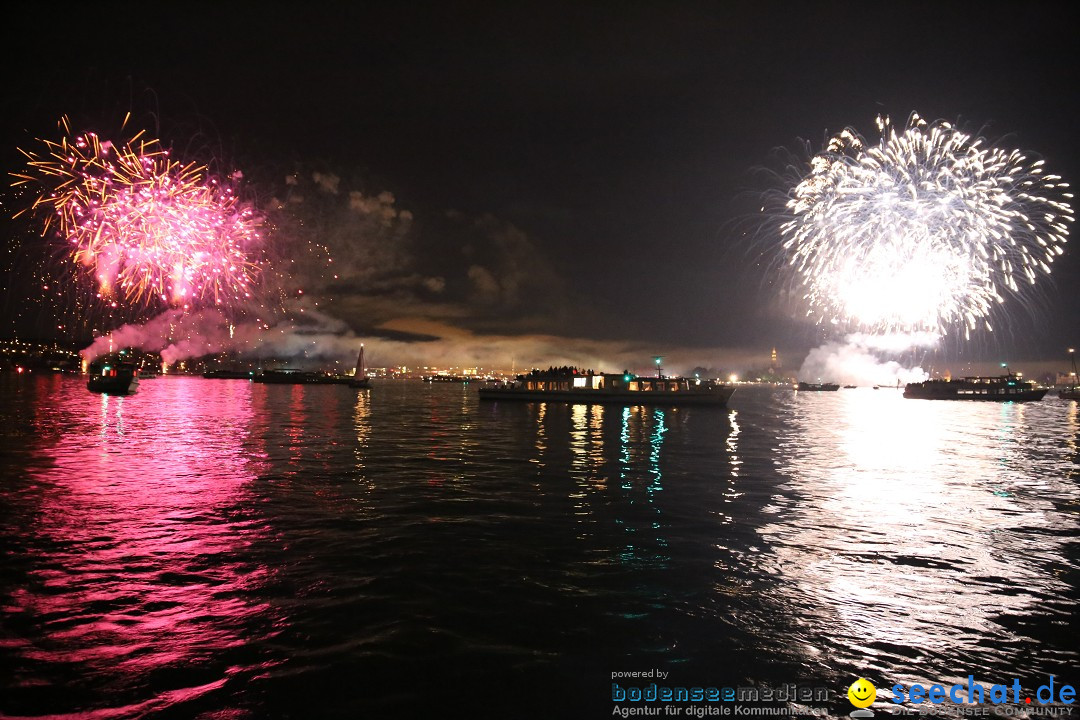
[{"x1": 12, "y1": 115, "x2": 263, "y2": 310}]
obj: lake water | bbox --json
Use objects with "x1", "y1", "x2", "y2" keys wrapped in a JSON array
[{"x1": 1, "y1": 375, "x2": 1077, "y2": 718}]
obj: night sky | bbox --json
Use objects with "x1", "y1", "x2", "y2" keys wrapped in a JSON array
[{"x1": 3, "y1": 2, "x2": 1078, "y2": 375}]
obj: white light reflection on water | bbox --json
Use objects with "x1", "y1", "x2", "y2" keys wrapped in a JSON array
[
  {"x1": 100, "y1": 393, "x2": 124, "y2": 437},
  {"x1": 349, "y1": 389, "x2": 375, "y2": 510},
  {"x1": 532, "y1": 401, "x2": 548, "y2": 469},
  {"x1": 718, "y1": 408, "x2": 741, "y2": 527},
  {"x1": 760, "y1": 387, "x2": 1080, "y2": 694},
  {"x1": 354, "y1": 389, "x2": 371, "y2": 469},
  {"x1": 726, "y1": 408, "x2": 741, "y2": 479},
  {"x1": 569, "y1": 403, "x2": 607, "y2": 525}
]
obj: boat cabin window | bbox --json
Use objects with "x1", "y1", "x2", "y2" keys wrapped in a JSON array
[{"x1": 629, "y1": 381, "x2": 639, "y2": 391}]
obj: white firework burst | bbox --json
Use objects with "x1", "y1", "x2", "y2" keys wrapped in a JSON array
[{"x1": 780, "y1": 113, "x2": 1073, "y2": 339}]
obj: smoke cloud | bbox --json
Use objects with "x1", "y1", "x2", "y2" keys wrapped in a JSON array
[
  {"x1": 81, "y1": 308, "x2": 356, "y2": 365},
  {"x1": 797, "y1": 333, "x2": 936, "y2": 386},
  {"x1": 82, "y1": 307, "x2": 768, "y2": 378}
]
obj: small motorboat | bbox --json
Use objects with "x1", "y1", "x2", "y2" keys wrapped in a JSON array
[{"x1": 87, "y1": 360, "x2": 139, "y2": 395}]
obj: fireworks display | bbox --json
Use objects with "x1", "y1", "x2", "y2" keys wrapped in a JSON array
[
  {"x1": 11, "y1": 116, "x2": 262, "y2": 312},
  {"x1": 779, "y1": 113, "x2": 1074, "y2": 338}
]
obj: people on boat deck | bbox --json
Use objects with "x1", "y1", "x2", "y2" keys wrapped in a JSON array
[{"x1": 523, "y1": 366, "x2": 597, "y2": 379}]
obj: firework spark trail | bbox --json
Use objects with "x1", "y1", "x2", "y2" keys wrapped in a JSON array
[
  {"x1": 780, "y1": 113, "x2": 1073, "y2": 339},
  {"x1": 11, "y1": 116, "x2": 262, "y2": 312}
]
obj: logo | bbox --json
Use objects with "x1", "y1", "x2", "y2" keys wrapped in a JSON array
[{"x1": 848, "y1": 678, "x2": 876, "y2": 718}]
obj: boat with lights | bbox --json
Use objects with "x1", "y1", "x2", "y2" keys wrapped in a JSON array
[
  {"x1": 797, "y1": 381, "x2": 840, "y2": 391},
  {"x1": 251, "y1": 346, "x2": 370, "y2": 387},
  {"x1": 478, "y1": 367, "x2": 734, "y2": 406},
  {"x1": 903, "y1": 372, "x2": 1047, "y2": 402},
  {"x1": 87, "y1": 359, "x2": 140, "y2": 395},
  {"x1": 203, "y1": 369, "x2": 255, "y2": 379},
  {"x1": 1058, "y1": 350, "x2": 1080, "y2": 400},
  {"x1": 254, "y1": 369, "x2": 353, "y2": 385}
]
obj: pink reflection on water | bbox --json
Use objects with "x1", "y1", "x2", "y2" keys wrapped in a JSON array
[{"x1": 7, "y1": 376, "x2": 278, "y2": 714}]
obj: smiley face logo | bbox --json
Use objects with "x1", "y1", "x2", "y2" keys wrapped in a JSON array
[{"x1": 848, "y1": 678, "x2": 876, "y2": 708}]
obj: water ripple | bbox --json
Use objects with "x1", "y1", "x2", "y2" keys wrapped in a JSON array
[{"x1": 0, "y1": 377, "x2": 1077, "y2": 717}]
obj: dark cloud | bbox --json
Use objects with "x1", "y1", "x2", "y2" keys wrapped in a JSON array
[{"x1": 249, "y1": 167, "x2": 582, "y2": 351}]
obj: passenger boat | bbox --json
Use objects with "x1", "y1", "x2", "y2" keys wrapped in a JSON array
[
  {"x1": 87, "y1": 359, "x2": 139, "y2": 395},
  {"x1": 903, "y1": 372, "x2": 1047, "y2": 402},
  {"x1": 797, "y1": 381, "x2": 840, "y2": 391},
  {"x1": 477, "y1": 367, "x2": 734, "y2": 406}
]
